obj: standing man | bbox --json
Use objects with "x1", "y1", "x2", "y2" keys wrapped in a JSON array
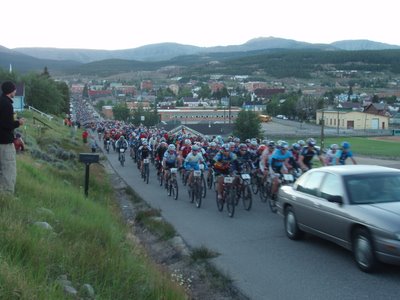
[{"x1": 0, "y1": 81, "x2": 24, "y2": 194}]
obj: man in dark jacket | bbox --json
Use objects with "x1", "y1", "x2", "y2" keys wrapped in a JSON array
[{"x1": 0, "y1": 81, "x2": 24, "y2": 194}]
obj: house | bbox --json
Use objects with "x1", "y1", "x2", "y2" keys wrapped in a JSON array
[
  {"x1": 363, "y1": 103, "x2": 391, "y2": 117},
  {"x1": 13, "y1": 83, "x2": 25, "y2": 112},
  {"x1": 316, "y1": 109, "x2": 390, "y2": 130},
  {"x1": 242, "y1": 101, "x2": 266, "y2": 112}
]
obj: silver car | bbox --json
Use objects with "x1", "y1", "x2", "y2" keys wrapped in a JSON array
[{"x1": 277, "y1": 165, "x2": 400, "y2": 272}]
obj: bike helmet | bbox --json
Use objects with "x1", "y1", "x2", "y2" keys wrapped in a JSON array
[
  {"x1": 292, "y1": 143, "x2": 301, "y2": 151},
  {"x1": 268, "y1": 141, "x2": 275, "y2": 148},
  {"x1": 168, "y1": 144, "x2": 176, "y2": 151},
  {"x1": 258, "y1": 145, "x2": 267, "y2": 152},
  {"x1": 297, "y1": 140, "x2": 306, "y2": 147},
  {"x1": 210, "y1": 141, "x2": 217, "y2": 147},
  {"x1": 341, "y1": 141, "x2": 350, "y2": 149},
  {"x1": 280, "y1": 141, "x2": 289, "y2": 150},
  {"x1": 239, "y1": 143, "x2": 248, "y2": 150},
  {"x1": 185, "y1": 139, "x2": 192, "y2": 145},
  {"x1": 306, "y1": 138, "x2": 316, "y2": 147},
  {"x1": 142, "y1": 141, "x2": 148, "y2": 146},
  {"x1": 221, "y1": 144, "x2": 230, "y2": 151},
  {"x1": 192, "y1": 145, "x2": 200, "y2": 151},
  {"x1": 330, "y1": 144, "x2": 338, "y2": 150}
]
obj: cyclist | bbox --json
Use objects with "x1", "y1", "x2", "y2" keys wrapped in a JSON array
[
  {"x1": 298, "y1": 138, "x2": 325, "y2": 171},
  {"x1": 269, "y1": 141, "x2": 293, "y2": 199},
  {"x1": 155, "y1": 141, "x2": 168, "y2": 175},
  {"x1": 115, "y1": 135, "x2": 128, "y2": 152},
  {"x1": 183, "y1": 145, "x2": 206, "y2": 188},
  {"x1": 138, "y1": 141, "x2": 151, "y2": 173},
  {"x1": 163, "y1": 144, "x2": 179, "y2": 184},
  {"x1": 213, "y1": 144, "x2": 238, "y2": 200},
  {"x1": 288, "y1": 142, "x2": 302, "y2": 172},
  {"x1": 338, "y1": 141, "x2": 357, "y2": 165},
  {"x1": 325, "y1": 144, "x2": 339, "y2": 166},
  {"x1": 235, "y1": 143, "x2": 255, "y2": 174},
  {"x1": 259, "y1": 141, "x2": 275, "y2": 179}
]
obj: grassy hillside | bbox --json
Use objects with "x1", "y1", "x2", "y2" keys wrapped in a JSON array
[{"x1": 0, "y1": 112, "x2": 186, "y2": 299}]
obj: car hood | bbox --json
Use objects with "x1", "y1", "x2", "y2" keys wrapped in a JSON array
[
  {"x1": 356, "y1": 202, "x2": 400, "y2": 231},
  {"x1": 368, "y1": 202, "x2": 400, "y2": 217}
]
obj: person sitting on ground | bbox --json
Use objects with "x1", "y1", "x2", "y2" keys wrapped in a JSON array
[{"x1": 13, "y1": 132, "x2": 25, "y2": 152}]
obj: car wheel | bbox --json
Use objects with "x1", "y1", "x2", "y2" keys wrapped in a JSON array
[
  {"x1": 352, "y1": 228, "x2": 378, "y2": 272},
  {"x1": 284, "y1": 206, "x2": 303, "y2": 240}
]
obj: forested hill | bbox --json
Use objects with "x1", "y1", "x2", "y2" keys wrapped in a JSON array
[{"x1": 65, "y1": 49, "x2": 400, "y2": 78}]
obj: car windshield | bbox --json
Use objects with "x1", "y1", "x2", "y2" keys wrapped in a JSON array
[{"x1": 345, "y1": 172, "x2": 400, "y2": 204}]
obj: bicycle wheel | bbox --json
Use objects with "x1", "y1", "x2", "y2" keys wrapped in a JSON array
[
  {"x1": 171, "y1": 179, "x2": 178, "y2": 200},
  {"x1": 251, "y1": 175, "x2": 259, "y2": 194},
  {"x1": 242, "y1": 185, "x2": 253, "y2": 211},
  {"x1": 259, "y1": 182, "x2": 267, "y2": 203},
  {"x1": 207, "y1": 172, "x2": 213, "y2": 189},
  {"x1": 268, "y1": 195, "x2": 278, "y2": 213},
  {"x1": 145, "y1": 164, "x2": 150, "y2": 184},
  {"x1": 226, "y1": 188, "x2": 235, "y2": 218},
  {"x1": 201, "y1": 175, "x2": 207, "y2": 198},
  {"x1": 158, "y1": 171, "x2": 164, "y2": 187},
  {"x1": 216, "y1": 192, "x2": 224, "y2": 212},
  {"x1": 120, "y1": 155, "x2": 125, "y2": 167},
  {"x1": 194, "y1": 183, "x2": 202, "y2": 208}
]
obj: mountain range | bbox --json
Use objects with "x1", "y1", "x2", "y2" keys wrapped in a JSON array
[{"x1": 1, "y1": 37, "x2": 400, "y2": 74}]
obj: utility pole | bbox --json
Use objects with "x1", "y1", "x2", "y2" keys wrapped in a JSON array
[{"x1": 320, "y1": 109, "x2": 325, "y2": 150}]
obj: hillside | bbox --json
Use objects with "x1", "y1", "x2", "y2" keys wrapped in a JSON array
[{"x1": 2, "y1": 37, "x2": 400, "y2": 76}]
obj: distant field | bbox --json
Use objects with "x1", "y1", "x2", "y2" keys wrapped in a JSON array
[{"x1": 281, "y1": 136, "x2": 400, "y2": 159}]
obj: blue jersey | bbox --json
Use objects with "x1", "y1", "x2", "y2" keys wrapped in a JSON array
[
  {"x1": 270, "y1": 149, "x2": 293, "y2": 169},
  {"x1": 338, "y1": 149, "x2": 353, "y2": 165}
]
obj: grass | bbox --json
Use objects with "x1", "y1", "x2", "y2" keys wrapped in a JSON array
[
  {"x1": 0, "y1": 111, "x2": 187, "y2": 299},
  {"x1": 190, "y1": 246, "x2": 219, "y2": 262},
  {"x1": 280, "y1": 136, "x2": 400, "y2": 158}
]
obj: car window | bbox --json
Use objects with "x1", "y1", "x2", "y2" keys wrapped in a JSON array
[
  {"x1": 296, "y1": 171, "x2": 325, "y2": 197},
  {"x1": 345, "y1": 172, "x2": 400, "y2": 204},
  {"x1": 319, "y1": 173, "x2": 343, "y2": 201}
]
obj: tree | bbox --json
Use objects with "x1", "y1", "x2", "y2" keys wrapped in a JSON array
[
  {"x1": 112, "y1": 102, "x2": 130, "y2": 122},
  {"x1": 198, "y1": 84, "x2": 211, "y2": 99},
  {"x1": 23, "y1": 73, "x2": 65, "y2": 115},
  {"x1": 233, "y1": 110, "x2": 262, "y2": 141}
]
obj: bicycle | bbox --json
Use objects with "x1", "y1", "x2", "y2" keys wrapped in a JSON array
[
  {"x1": 216, "y1": 175, "x2": 236, "y2": 218},
  {"x1": 268, "y1": 173, "x2": 294, "y2": 213},
  {"x1": 167, "y1": 167, "x2": 179, "y2": 200},
  {"x1": 105, "y1": 140, "x2": 110, "y2": 154},
  {"x1": 235, "y1": 172, "x2": 253, "y2": 211},
  {"x1": 118, "y1": 148, "x2": 126, "y2": 167},
  {"x1": 189, "y1": 168, "x2": 204, "y2": 208},
  {"x1": 141, "y1": 158, "x2": 150, "y2": 184}
]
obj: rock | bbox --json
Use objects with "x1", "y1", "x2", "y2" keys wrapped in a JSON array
[
  {"x1": 33, "y1": 221, "x2": 53, "y2": 230},
  {"x1": 80, "y1": 283, "x2": 95, "y2": 298}
]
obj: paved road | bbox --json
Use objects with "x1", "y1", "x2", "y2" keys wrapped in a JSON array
[{"x1": 102, "y1": 147, "x2": 400, "y2": 300}]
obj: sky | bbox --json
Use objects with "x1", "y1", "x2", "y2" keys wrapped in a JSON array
[{"x1": 4, "y1": 0, "x2": 399, "y2": 50}]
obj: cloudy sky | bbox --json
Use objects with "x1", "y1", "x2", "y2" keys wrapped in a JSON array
[{"x1": 4, "y1": 0, "x2": 399, "y2": 50}]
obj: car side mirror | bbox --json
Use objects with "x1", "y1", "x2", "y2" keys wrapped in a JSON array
[{"x1": 327, "y1": 195, "x2": 343, "y2": 204}]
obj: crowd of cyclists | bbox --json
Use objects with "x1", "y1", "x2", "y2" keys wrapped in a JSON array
[{"x1": 87, "y1": 119, "x2": 356, "y2": 217}]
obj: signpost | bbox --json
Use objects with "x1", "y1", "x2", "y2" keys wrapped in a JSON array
[{"x1": 79, "y1": 153, "x2": 99, "y2": 197}]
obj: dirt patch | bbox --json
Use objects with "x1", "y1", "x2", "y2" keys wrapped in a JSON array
[
  {"x1": 104, "y1": 161, "x2": 248, "y2": 300},
  {"x1": 367, "y1": 136, "x2": 400, "y2": 142}
]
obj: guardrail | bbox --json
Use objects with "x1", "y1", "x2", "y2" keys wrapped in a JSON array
[{"x1": 28, "y1": 106, "x2": 54, "y2": 121}]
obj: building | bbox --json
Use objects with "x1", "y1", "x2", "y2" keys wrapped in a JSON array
[
  {"x1": 13, "y1": 83, "x2": 25, "y2": 112},
  {"x1": 158, "y1": 108, "x2": 240, "y2": 124},
  {"x1": 316, "y1": 109, "x2": 390, "y2": 130}
]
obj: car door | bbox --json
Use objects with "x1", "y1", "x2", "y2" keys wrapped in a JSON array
[
  {"x1": 309, "y1": 173, "x2": 350, "y2": 244},
  {"x1": 293, "y1": 171, "x2": 326, "y2": 230}
]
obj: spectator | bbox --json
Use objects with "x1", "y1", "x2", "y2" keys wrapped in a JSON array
[
  {"x1": 13, "y1": 132, "x2": 25, "y2": 152},
  {"x1": 0, "y1": 81, "x2": 24, "y2": 194}
]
